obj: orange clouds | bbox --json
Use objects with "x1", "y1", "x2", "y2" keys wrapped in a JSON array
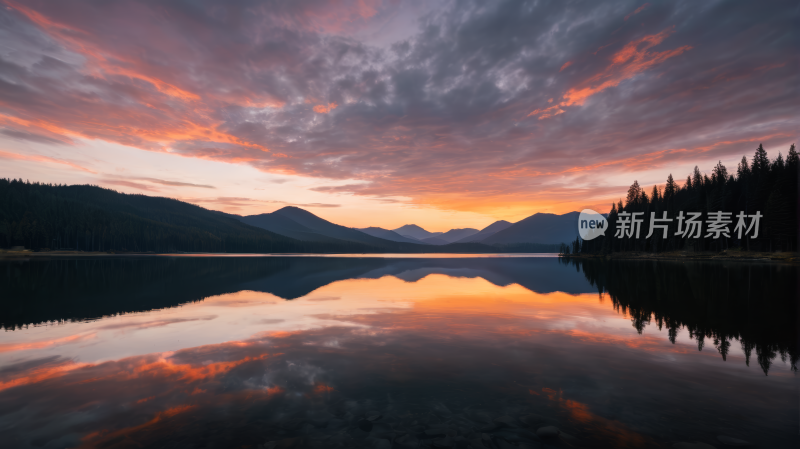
[
  {"x1": 624, "y1": 3, "x2": 649, "y2": 21},
  {"x1": 531, "y1": 28, "x2": 692, "y2": 119},
  {"x1": 0, "y1": 150, "x2": 96, "y2": 174},
  {"x1": 0, "y1": 0, "x2": 794, "y2": 225},
  {"x1": 313, "y1": 102, "x2": 338, "y2": 113}
]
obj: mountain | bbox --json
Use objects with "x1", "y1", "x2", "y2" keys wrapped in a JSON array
[
  {"x1": 457, "y1": 220, "x2": 513, "y2": 243},
  {"x1": 239, "y1": 213, "x2": 346, "y2": 243},
  {"x1": 481, "y1": 212, "x2": 580, "y2": 245},
  {"x1": 392, "y1": 224, "x2": 442, "y2": 240},
  {"x1": 420, "y1": 236, "x2": 450, "y2": 245},
  {"x1": 242, "y1": 207, "x2": 453, "y2": 251},
  {"x1": 0, "y1": 180, "x2": 320, "y2": 253},
  {"x1": 357, "y1": 227, "x2": 427, "y2": 244},
  {"x1": 265, "y1": 207, "x2": 418, "y2": 248},
  {"x1": 436, "y1": 228, "x2": 479, "y2": 243}
]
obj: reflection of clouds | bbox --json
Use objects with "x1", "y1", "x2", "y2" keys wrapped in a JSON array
[
  {"x1": 304, "y1": 296, "x2": 342, "y2": 302},
  {"x1": 98, "y1": 315, "x2": 217, "y2": 330},
  {"x1": 0, "y1": 273, "x2": 796, "y2": 447},
  {"x1": 257, "y1": 319, "x2": 286, "y2": 325},
  {"x1": 286, "y1": 361, "x2": 326, "y2": 386},
  {"x1": 0, "y1": 307, "x2": 795, "y2": 448},
  {"x1": 0, "y1": 332, "x2": 97, "y2": 354}
]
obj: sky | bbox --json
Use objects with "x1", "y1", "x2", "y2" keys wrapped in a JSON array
[{"x1": 0, "y1": 0, "x2": 796, "y2": 231}]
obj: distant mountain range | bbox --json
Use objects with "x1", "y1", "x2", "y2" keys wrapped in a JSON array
[
  {"x1": 392, "y1": 224, "x2": 442, "y2": 240},
  {"x1": 242, "y1": 208, "x2": 580, "y2": 248},
  {"x1": 1, "y1": 180, "x2": 574, "y2": 253},
  {"x1": 456, "y1": 220, "x2": 512, "y2": 243},
  {"x1": 238, "y1": 207, "x2": 504, "y2": 251},
  {"x1": 350, "y1": 213, "x2": 579, "y2": 247},
  {"x1": 356, "y1": 227, "x2": 422, "y2": 244},
  {"x1": 371, "y1": 225, "x2": 482, "y2": 245}
]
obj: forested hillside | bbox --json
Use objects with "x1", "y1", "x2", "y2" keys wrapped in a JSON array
[
  {"x1": 0, "y1": 180, "x2": 372, "y2": 253},
  {"x1": 571, "y1": 144, "x2": 798, "y2": 254}
]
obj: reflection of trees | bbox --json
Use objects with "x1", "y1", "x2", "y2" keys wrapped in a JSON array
[{"x1": 561, "y1": 257, "x2": 798, "y2": 375}]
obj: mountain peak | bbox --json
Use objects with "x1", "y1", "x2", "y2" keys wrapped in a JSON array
[
  {"x1": 391, "y1": 224, "x2": 439, "y2": 240},
  {"x1": 273, "y1": 205, "x2": 310, "y2": 214},
  {"x1": 393, "y1": 224, "x2": 429, "y2": 232}
]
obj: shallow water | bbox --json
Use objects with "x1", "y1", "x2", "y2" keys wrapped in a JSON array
[{"x1": 0, "y1": 255, "x2": 797, "y2": 448}]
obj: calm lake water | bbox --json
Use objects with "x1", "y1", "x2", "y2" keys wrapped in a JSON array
[{"x1": 0, "y1": 255, "x2": 797, "y2": 449}]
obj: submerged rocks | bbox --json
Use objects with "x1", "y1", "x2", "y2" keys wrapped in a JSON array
[
  {"x1": 261, "y1": 401, "x2": 571, "y2": 449},
  {"x1": 274, "y1": 437, "x2": 304, "y2": 448},
  {"x1": 477, "y1": 423, "x2": 499, "y2": 433},
  {"x1": 492, "y1": 428, "x2": 540, "y2": 443},
  {"x1": 494, "y1": 439, "x2": 517, "y2": 449},
  {"x1": 519, "y1": 414, "x2": 558, "y2": 428},
  {"x1": 717, "y1": 435, "x2": 752, "y2": 446},
  {"x1": 368, "y1": 437, "x2": 392, "y2": 449},
  {"x1": 673, "y1": 443, "x2": 717, "y2": 449},
  {"x1": 425, "y1": 428, "x2": 448, "y2": 437},
  {"x1": 365, "y1": 410, "x2": 382, "y2": 422},
  {"x1": 431, "y1": 402, "x2": 453, "y2": 417},
  {"x1": 536, "y1": 426, "x2": 560, "y2": 438},
  {"x1": 369, "y1": 422, "x2": 393, "y2": 439},
  {"x1": 432, "y1": 436, "x2": 454, "y2": 448},
  {"x1": 493, "y1": 416, "x2": 517, "y2": 428},
  {"x1": 395, "y1": 434, "x2": 420, "y2": 448},
  {"x1": 306, "y1": 410, "x2": 333, "y2": 428},
  {"x1": 358, "y1": 419, "x2": 373, "y2": 432}
]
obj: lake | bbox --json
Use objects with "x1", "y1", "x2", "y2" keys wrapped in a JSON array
[{"x1": 0, "y1": 255, "x2": 796, "y2": 449}]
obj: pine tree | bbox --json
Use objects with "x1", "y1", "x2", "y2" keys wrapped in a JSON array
[
  {"x1": 737, "y1": 155, "x2": 750, "y2": 180},
  {"x1": 712, "y1": 161, "x2": 728, "y2": 184},
  {"x1": 665, "y1": 174, "x2": 677, "y2": 200},
  {"x1": 752, "y1": 143, "x2": 770, "y2": 176},
  {"x1": 787, "y1": 143, "x2": 798, "y2": 168},
  {"x1": 626, "y1": 180, "x2": 642, "y2": 209},
  {"x1": 692, "y1": 166, "x2": 703, "y2": 189}
]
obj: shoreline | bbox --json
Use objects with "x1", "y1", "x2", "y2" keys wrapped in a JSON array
[
  {"x1": 560, "y1": 250, "x2": 798, "y2": 263},
  {"x1": 2, "y1": 249, "x2": 797, "y2": 263},
  {"x1": 0, "y1": 250, "x2": 560, "y2": 259}
]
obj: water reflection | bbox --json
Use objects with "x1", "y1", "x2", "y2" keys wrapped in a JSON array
[
  {"x1": 560, "y1": 257, "x2": 798, "y2": 375},
  {"x1": 0, "y1": 256, "x2": 796, "y2": 448}
]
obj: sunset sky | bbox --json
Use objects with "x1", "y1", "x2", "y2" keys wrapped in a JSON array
[{"x1": 0, "y1": 0, "x2": 796, "y2": 230}]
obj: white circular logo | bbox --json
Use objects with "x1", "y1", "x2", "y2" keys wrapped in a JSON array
[{"x1": 578, "y1": 209, "x2": 607, "y2": 241}]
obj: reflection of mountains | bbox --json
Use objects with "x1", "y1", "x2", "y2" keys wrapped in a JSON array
[
  {"x1": 239, "y1": 257, "x2": 596, "y2": 299},
  {"x1": 3, "y1": 257, "x2": 796, "y2": 375},
  {"x1": 1, "y1": 256, "x2": 594, "y2": 329},
  {"x1": 562, "y1": 257, "x2": 798, "y2": 375}
]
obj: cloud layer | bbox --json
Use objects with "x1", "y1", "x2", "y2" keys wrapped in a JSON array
[{"x1": 0, "y1": 0, "x2": 796, "y2": 214}]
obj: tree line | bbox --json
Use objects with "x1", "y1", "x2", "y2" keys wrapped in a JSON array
[
  {"x1": 564, "y1": 144, "x2": 798, "y2": 254},
  {"x1": 0, "y1": 180, "x2": 376, "y2": 253}
]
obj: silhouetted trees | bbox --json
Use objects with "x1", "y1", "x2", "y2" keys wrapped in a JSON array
[
  {"x1": 580, "y1": 144, "x2": 798, "y2": 254},
  {"x1": 0, "y1": 180, "x2": 374, "y2": 253}
]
